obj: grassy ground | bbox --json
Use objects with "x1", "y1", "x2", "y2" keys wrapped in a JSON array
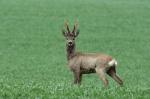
[{"x1": 0, "y1": 0, "x2": 150, "y2": 98}]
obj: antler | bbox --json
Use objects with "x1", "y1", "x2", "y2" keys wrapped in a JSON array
[
  {"x1": 72, "y1": 20, "x2": 78, "y2": 33},
  {"x1": 65, "y1": 20, "x2": 70, "y2": 32}
]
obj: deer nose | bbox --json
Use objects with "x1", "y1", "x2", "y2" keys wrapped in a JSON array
[{"x1": 68, "y1": 41, "x2": 72, "y2": 44}]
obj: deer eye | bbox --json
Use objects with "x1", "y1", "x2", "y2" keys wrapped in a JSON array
[{"x1": 73, "y1": 38, "x2": 75, "y2": 40}]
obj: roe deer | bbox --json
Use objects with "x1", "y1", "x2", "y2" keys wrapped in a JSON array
[{"x1": 62, "y1": 22, "x2": 123, "y2": 87}]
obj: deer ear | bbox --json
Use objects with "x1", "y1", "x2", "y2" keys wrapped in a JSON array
[
  {"x1": 75, "y1": 29, "x2": 79, "y2": 37},
  {"x1": 62, "y1": 29, "x2": 67, "y2": 37}
]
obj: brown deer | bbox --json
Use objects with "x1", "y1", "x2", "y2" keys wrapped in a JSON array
[{"x1": 62, "y1": 22, "x2": 123, "y2": 87}]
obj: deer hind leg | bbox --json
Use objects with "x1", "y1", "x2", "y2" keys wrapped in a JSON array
[
  {"x1": 96, "y1": 67, "x2": 108, "y2": 87},
  {"x1": 73, "y1": 71, "x2": 82, "y2": 84},
  {"x1": 107, "y1": 66, "x2": 123, "y2": 86}
]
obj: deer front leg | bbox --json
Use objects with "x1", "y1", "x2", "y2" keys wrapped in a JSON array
[
  {"x1": 96, "y1": 67, "x2": 108, "y2": 87},
  {"x1": 73, "y1": 71, "x2": 82, "y2": 84}
]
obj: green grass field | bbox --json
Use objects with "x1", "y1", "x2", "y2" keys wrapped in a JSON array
[{"x1": 0, "y1": 0, "x2": 150, "y2": 98}]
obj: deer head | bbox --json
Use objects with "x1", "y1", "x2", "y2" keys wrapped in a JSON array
[{"x1": 62, "y1": 21, "x2": 79, "y2": 47}]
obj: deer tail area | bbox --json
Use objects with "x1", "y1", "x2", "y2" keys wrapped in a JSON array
[{"x1": 108, "y1": 59, "x2": 118, "y2": 67}]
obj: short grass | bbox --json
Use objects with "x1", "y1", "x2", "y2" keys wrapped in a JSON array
[{"x1": 0, "y1": 0, "x2": 150, "y2": 98}]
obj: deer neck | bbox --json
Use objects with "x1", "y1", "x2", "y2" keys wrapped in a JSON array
[{"x1": 66, "y1": 44, "x2": 76, "y2": 61}]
